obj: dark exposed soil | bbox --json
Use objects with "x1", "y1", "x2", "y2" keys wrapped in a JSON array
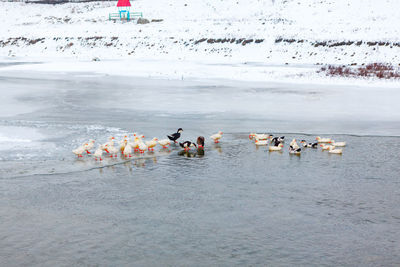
[
  {"x1": 25, "y1": 0, "x2": 112, "y2": 4},
  {"x1": 194, "y1": 38, "x2": 264, "y2": 46},
  {"x1": 319, "y1": 63, "x2": 400, "y2": 79},
  {"x1": 275, "y1": 38, "x2": 400, "y2": 48}
]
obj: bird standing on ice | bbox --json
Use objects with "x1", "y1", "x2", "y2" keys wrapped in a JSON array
[
  {"x1": 119, "y1": 135, "x2": 128, "y2": 153},
  {"x1": 255, "y1": 139, "x2": 269, "y2": 146},
  {"x1": 130, "y1": 137, "x2": 141, "y2": 152},
  {"x1": 102, "y1": 137, "x2": 115, "y2": 154},
  {"x1": 123, "y1": 143, "x2": 133, "y2": 158},
  {"x1": 158, "y1": 138, "x2": 171, "y2": 149},
  {"x1": 138, "y1": 141, "x2": 148, "y2": 154},
  {"x1": 103, "y1": 136, "x2": 115, "y2": 147},
  {"x1": 72, "y1": 145, "x2": 86, "y2": 158},
  {"x1": 83, "y1": 139, "x2": 95, "y2": 154},
  {"x1": 145, "y1": 138, "x2": 158, "y2": 151},
  {"x1": 94, "y1": 145, "x2": 105, "y2": 161},
  {"x1": 167, "y1": 128, "x2": 183, "y2": 143},
  {"x1": 210, "y1": 131, "x2": 223, "y2": 143},
  {"x1": 108, "y1": 145, "x2": 119, "y2": 158}
]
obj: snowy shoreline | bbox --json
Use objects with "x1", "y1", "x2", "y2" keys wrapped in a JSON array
[
  {"x1": 1, "y1": 0, "x2": 400, "y2": 86},
  {"x1": 1, "y1": 57, "x2": 400, "y2": 89}
]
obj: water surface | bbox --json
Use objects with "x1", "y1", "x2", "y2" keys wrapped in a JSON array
[{"x1": 0, "y1": 71, "x2": 399, "y2": 266}]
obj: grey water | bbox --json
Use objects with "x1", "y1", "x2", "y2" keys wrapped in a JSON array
[{"x1": 0, "y1": 70, "x2": 400, "y2": 266}]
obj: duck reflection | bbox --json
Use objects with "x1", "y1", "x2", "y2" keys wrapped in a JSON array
[
  {"x1": 135, "y1": 158, "x2": 146, "y2": 167},
  {"x1": 213, "y1": 143, "x2": 222, "y2": 154},
  {"x1": 178, "y1": 150, "x2": 197, "y2": 157}
]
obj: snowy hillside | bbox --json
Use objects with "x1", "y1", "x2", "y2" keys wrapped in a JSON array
[{"x1": 1, "y1": 0, "x2": 400, "y2": 83}]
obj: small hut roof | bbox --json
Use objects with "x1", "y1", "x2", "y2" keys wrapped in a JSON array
[{"x1": 117, "y1": 0, "x2": 131, "y2": 7}]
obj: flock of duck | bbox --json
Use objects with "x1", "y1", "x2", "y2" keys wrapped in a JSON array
[
  {"x1": 249, "y1": 133, "x2": 346, "y2": 154},
  {"x1": 72, "y1": 128, "x2": 346, "y2": 160},
  {"x1": 72, "y1": 128, "x2": 223, "y2": 161}
]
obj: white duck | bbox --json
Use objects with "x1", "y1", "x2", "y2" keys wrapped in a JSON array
[
  {"x1": 253, "y1": 133, "x2": 272, "y2": 140},
  {"x1": 72, "y1": 145, "x2": 86, "y2": 158},
  {"x1": 300, "y1": 140, "x2": 318, "y2": 148},
  {"x1": 316, "y1": 136, "x2": 332, "y2": 143},
  {"x1": 320, "y1": 144, "x2": 335, "y2": 150},
  {"x1": 269, "y1": 143, "x2": 284, "y2": 151},
  {"x1": 102, "y1": 137, "x2": 115, "y2": 154},
  {"x1": 108, "y1": 145, "x2": 119, "y2": 158},
  {"x1": 123, "y1": 143, "x2": 133, "y2": 158},
  {"x1": 119, "y1": 138, "x2": 128, "y2": 153},
  {"x1": 145, "y1": 138, "x2": 158, "y2": 151},
  {"x1": 119, "y1": 135, "x2": 128, "y2": 152},
  {"x1": 331, "y1": 140, "x2": 346, "y2": 147},
  {"x1": 328, "y1": 146, "x2": 343, "y2": 154},
  {"x1": 289, "y1": 146, "x2": 301, "y2": 155},
  {"x1": 131, "y1": 137, "x2": 141, "y2": 152},
  {"x1": 133, "y1": 133, "x2": 145, "y2": 140},
  {"x1": 210, "y1": 131, "x2": 223, "y2": 143},
  {"x1": 83, "y1": 139, "x2": 95, "y2": 154},
  {"x1": 93, "y1": 145, "x2": 105, "y2": 161},
  {"x1": 290, "y1": 139, "x2": 300, "y2": 150},
  {"x1": 158, "y1": 138, "x2": 171, "y2": 148},
  {"x1": 138, "y1": 141, "x2": 148, "y2": 154},
  {"x1": 255, "y1": 139, "x2": 269, "y2": 146}
]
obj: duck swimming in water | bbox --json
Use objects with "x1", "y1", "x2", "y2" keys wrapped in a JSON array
[
  {"x1": 300, "y1": 140, "x2": 318, "y2": 148},
  {"x1": 320, "y1": 144, "x2": 335, "y2": 150},
  {"x1": 271, "y1": 139, "x2": 282, "y2": 147},
  {"x1": 316, "y1": 136, "x2": 332, "y2": 143},
  {"x1": 179, "y1": 141, "x2": 197, "y2": 151},
  {"x1": 271, "y1": 136, "x2": 285, "y2": 144},
  {"x1": 330, "y1": 140, "x2": 346, "y2": 147},
  {"x1": 269, "y1": 143, "x2": 284, "y2": 151},
  {"x1": 328, "y1": 146, "x2": 343, "y2": 154},
  {"x1": 167, "y1": 128, "x2": 183, "y2": 143},
  {"x1": 289, "y1": 145, "x2": 301, "y2": 155},
  {"x1": 290, "y1": 139, "x2": 300, "y2": 150}
]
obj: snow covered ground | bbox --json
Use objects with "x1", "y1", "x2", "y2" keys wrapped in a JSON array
[{"x1": 1, "y1": 0, "x2": 400, "y2": 84}]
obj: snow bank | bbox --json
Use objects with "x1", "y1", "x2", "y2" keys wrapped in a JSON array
[{"x1": 1, "y1": 0, "x2": 400, "y2": 84}]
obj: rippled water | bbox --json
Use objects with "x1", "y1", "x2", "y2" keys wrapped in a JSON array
[{"x1": 0, "y1": 71, "x2": 400, "y2": 266}]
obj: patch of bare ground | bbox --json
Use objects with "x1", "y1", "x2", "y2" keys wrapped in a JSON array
[
  {"x1": 319, "y1": 63, "x2": 400, "y2": 79},
  {"x1": 194, "y1": 38, "x2": 264, "y2": 46}
]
